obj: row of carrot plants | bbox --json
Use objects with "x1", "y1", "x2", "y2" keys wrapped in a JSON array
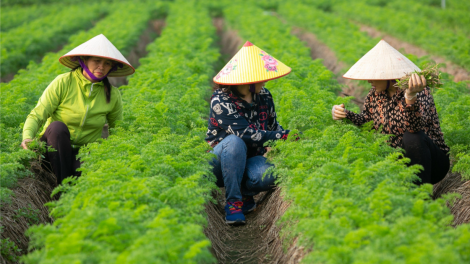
[
  {"x1": 0, "y1": 0, "x2": 160, "y2": 203},
  {"x1": 24, "y1": 0, "x2": 218, "y2": 262},
  {"x1": 279, "y1": 1, "x2": 378, "y2": 69},
  {"x1": 434, "y1": 81, "x2": 470, "y2": 180},
  {"x1": 384, "y1": 0, "x2": 470, "y2": 36},
  {"x1": 0, "y1": 3, "x2": 66, "y2": 32},
  {"x1": 330, "y1": 1, "x2": 470, "y2": 72},
  {"x1": 0, "y1": 3, "x2": 107, "y2": 78},
  {"x1": 223, "y1": 2, "x2": 470, "y2": 263}
]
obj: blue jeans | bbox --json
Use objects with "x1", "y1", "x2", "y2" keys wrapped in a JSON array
[{"x1": 210, "y1": 135, "x2": 276, "y2": 202}]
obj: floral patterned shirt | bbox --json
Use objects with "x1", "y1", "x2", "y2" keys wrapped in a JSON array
[
  {"x1": 206, "y1": 88, "x2": 289, "y2": 157},
  {"x1": 345, "y1": 87, "x2": 449, "y2": 153}
]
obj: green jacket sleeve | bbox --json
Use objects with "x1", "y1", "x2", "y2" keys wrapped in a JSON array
[
  {"x1": 107, "y1": 87, "x2": 123, "y2": 129},
  {"x1": 23, "y1": 76, "x2": 63, "y2": 140}
]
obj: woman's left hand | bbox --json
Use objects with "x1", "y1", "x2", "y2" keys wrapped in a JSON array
[{"x1": 406, "y1": 73, "x2": 426, "y2": 98}]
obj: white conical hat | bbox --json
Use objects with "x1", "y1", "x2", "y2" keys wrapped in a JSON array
[
  {"x1": 343, "y1": 40, "x2": 420, "y2": 80},
  {"x1": 59, "y1": 34, "x2": 134, "y2": 77}
]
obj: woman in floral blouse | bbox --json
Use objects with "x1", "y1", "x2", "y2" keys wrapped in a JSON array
[
  {"x1": 206, "y1": 41, "x2": 292, "y2": 225},
  {"x1": 332, "y1": 40, "x2": 449, "y2": 185}
]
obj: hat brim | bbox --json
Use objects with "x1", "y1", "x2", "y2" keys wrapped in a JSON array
[
  {"x1": 342, "y1": 75, "x2": 399, "y2": 81},
  {"x1": 59, "y1": 54, "x2": 135, "y2": 77},
  {"x1": 214, "y1": 69, "x2": 291, "y2": 85}
]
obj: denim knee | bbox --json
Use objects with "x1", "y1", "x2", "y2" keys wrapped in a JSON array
[{"x1": 221, "y1": 135, "x2": 247, "y2": 157}]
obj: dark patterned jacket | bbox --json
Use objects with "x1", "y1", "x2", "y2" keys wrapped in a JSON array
[
  {"x1": 206, "y1": 88, "x2": 289, "y2": 157},
  {"x1": 345, "y1": 87, "x2": 449, "y2": 153}
]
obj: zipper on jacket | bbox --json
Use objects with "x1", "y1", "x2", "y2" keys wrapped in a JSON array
[
  {"x1": 89, "y1": 83, "x2": 94, "y2": 97},
  {"x1": 81, "y1": 83, "x2": 94, "y2": 128},
  {"x1": 80, "y1": 106, "x2": 89, "y2": 127}
]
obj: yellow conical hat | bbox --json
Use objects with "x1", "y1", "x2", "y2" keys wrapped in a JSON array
[
  {"x1": 343, "y1": 40, "x2": 420, "y2": 80},
  {"x1": 214, "y1": 41, "x2": 291, "y2": 85},
  {"x1": 59, "y1": 34, "x2": 134, "y2": 77}
]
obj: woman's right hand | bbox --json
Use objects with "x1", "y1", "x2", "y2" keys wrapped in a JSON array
[
  {"x1": 21, "y1": 139, "x2": 33, "y2": 150},
  {"x1": 332, "y1": 104, "x2": 346, "y2": 120}
]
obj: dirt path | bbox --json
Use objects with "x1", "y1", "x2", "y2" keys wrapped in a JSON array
[
  {"x1": 0, "y1": 161, "x2": 56, "y2": 264},
  {"x1": 206, "y1": 18, "x2": 306, "y2": 264},
  {"x1": 291, "y1": 28, "x2": 366, "y2": 106},
  {"x1": 359, "y1": 24, "x2": 470, "y2": 83},
  {"x1": 433, "y1": 171, "x2": 470, "y2": 226}
]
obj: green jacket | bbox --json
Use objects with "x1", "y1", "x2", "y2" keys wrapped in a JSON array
[{"x1": 23, "y1": 68, "x2": 123, "y2": 147}]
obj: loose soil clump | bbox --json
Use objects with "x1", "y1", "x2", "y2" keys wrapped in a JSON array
[
  {"x1": 0, "y1": 161, "x2": 56, "y2": 264},
  {"x1": 433, "y1": 172, "x2": 470, "y2": 226}
]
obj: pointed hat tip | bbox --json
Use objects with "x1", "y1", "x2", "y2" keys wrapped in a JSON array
[{"x1": 243, "y1": 41, "x2": 254, "y2": 47}]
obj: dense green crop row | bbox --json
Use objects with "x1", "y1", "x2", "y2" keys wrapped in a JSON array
[
  {"x1": 0, "y1": 3, "x2": 106, "y2": 77},
  {"x1": 331, "y1": 2, "x2": 470, "y2": 72},
  {"x1": 0, "y1": 1, "x2": 160, "y2": 203},
  {"x1": 279, "y1": 2, "x2": 378, "y2": 68},
  {"x1": 434, "y1": 80, "x2": 470, "y2": 179},
  {"x1": 223, "y1": 2, "x2": 470, "y2": 263},
  {"x1": 384, "y1": 0, "x2": 470, "y2": 36},
  {"x1": 24, "y1": 0, "x2": 219, "y2": 262},
  {"x1": 0, "y1": 0, "x2": 114, "y2": 7},
  {"x1": 0, "y1": 3, "x2": 65, "y2": 32}
]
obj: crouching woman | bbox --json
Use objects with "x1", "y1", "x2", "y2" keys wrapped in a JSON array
[
  {"x1": 206, "y1": 41, "x2": 292, "y2": 225},
  {"x1": 332, "y1": 40, "x2": 449, "y2": 185},
  {"x1": 21, "y1": 34, "x2": 135, "y2": 185}
]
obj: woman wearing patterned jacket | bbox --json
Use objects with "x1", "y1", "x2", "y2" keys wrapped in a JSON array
[
  {"x1": 206, "y1": 41, "x2": 292, "y2": 225},
  {"x1": 332, "y1": 40, "x2": 449, "y2": 185}
]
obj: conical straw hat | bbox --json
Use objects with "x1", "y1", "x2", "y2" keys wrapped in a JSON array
[
  {"x1": 59, "y1": 34, "x2": 134, "y2": 77},
  {"x1": 214, "y1": 41, "x2": 291, "y2": 85},
  {"x1": 343, "y1": 40, "x2": 420, "y2": 80}
]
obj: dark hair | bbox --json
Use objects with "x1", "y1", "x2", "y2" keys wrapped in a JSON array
[
  {"x1": 386, "y1": 80, "x2": 397, "y2": 90},
  {"x1": 72, "y1": 57, "x2": 111, "y2": 103},
  {"x1": 213, "y1": 83, "x2": 237, "y2": 93}
]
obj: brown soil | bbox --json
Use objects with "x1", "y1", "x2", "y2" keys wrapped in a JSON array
[
  {"x1": 433, "y1": 172, "x2": 470, "y2": 226},
  {"x1": 206, "y1": 18, "x2": 307, "y2": 264},
  {"x1": 109, "y1": 19, "x2": 165, "y2": 87},
  {"x1": 291, "y1": 27, "x2": 366, "y2": 106},
  {"x1": 205, "y1": 188, "x2": 306, "y2": 264},
  {"x1": 0, "y1": 73, "x2": 15, "y2": 83},
  {"x1": 359, "y1": 24, "x2": 470, "y2": 83},
  {"x1": 0, "y1": 160, "x2": 56, "y2": 264}
]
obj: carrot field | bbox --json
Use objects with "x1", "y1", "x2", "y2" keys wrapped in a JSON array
[{"x1": 1, "y1": 0, "x2": 469, "y2": 263}]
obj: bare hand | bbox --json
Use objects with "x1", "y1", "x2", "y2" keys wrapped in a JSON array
[
  {"x1": 21, "y1": 139, "x2": 33, "y2": 150},
  {"x1": 407, "y1": 73, "x2": 426, "y2": 97},
  {"x1": 332, "y1": 104, "x2": 346, "y2": 120}
]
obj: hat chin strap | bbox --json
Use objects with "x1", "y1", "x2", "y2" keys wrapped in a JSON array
[
  {"x1": 249, "y1": 84, "x2": 256, "y2": 93},
  {"x1": 71, "y1": 56, "x2": 122, "y2": 81}
]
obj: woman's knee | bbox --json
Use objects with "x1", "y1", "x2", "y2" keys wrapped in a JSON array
[
  {"x1": 46, "y1": 121, "x2": 70, "y2": 137},
  {"x1": 402, "y1": 131, "x2": 425, "y2": 149},
  {"x1": 246, "y1": 156, "x2": 276, "y2": 188},
  {"x1": 221, "y1": 135, "x2": 247, "y2": 157}
]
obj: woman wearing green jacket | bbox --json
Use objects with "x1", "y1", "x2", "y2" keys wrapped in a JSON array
[{"x1": 21, "y1": 34, "x2": 134, "y2": 184}]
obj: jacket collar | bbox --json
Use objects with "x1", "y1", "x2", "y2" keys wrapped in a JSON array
[{"x1": 73, "y1": 68, "x2": 104, "y2": 97}]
